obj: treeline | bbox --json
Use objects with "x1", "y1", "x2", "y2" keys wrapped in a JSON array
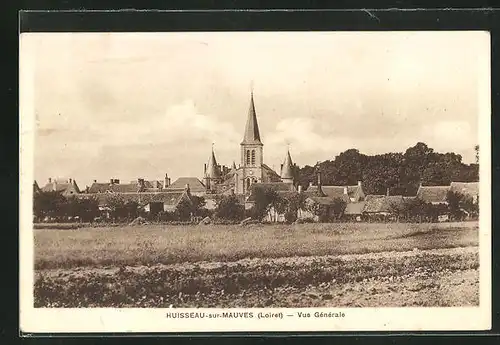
[{"x1": 296, "y1": 142, "x2": 479, "y2": 195}]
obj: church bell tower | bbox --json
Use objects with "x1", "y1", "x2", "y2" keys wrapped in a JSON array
[{"x1": 240, "y1": 91, "x2": 263, "y2": 193}]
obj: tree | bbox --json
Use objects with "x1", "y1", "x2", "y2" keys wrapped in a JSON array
[
  {"x1": 297, "y1": 142, "x2": 479, "y2": 197},
  {"x1": 33, "y1": 191, "x2": 67, "y2": 221},
  {"x1": 214, "y1": 194, "x2": 244, "y2": 221},
  {"x1": 124, "y1": 201, "x2": 139, "y2": 220},
  {"x1": 190, "y1": 195, "x2": 206, "y2": 217},
  {"x1": 77, "y1": 196, "x2": 100, "y2": 222},
  {"x1": 251, "y1": 187, "x2": 279, "y2": 221},
  {"x1": 106, "y1": 194, "x2": 127, "y2": 221},
  {"x1": 446, "y1": 191, "x2": 466, "y2": 221},
  {"x1": 330, "y1": 198, "x2": 347, "y2": 220},
  {"x1": 175, "y1": 198, "x2": 193, "y2": 221}
]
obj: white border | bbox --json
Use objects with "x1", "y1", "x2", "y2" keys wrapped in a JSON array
[{"x1": 19, "y1": 31, "x2": 492, "y2": 333}]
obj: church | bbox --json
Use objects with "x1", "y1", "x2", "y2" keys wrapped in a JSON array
[{"x1": 203, "y1": 91, "x2": 297, "y2": 195}]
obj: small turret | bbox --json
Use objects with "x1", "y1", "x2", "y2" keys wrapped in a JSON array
[{"x1": 281, "y1": 149, "x2": 294, "y2": 184}]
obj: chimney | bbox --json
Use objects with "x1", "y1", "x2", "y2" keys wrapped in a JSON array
[
  {"x1": 280, "y1": 163, "x2": 283, "y2": 174},
  {"x1": 48, "y1": 177, "x2": 52, "y2": 183},
  {"x1": 53, "y1": 179, "x2": 57, "y2": 191},
  {"x1": 114, "y1": 179, "x2": 120, "y2": 184},
  {"x1": 204, "y1": 164, "x2": 207, "y2": 175},
  {"x1": 358, "y1": 180, "x2": 362, "y2": 187},
  {"x1": 298, "y1": 185, "x2": 303, "y2": 194},
  {"x1": 386, "y1": 188, "x2": 390, "y2": 196},
  {"x1": 85, "y1": 186, "x2": 89, "y2": 193},
  {"x1": 110, "y1": 179, "x2": 114, "y2": 185},
  {"x1": 343, "y1": 187, "x2": 348, "y2": 195},
  {"x1": 93, "y1": 179, "x2": 97, "y2": 183},
  {"x1": 69, "y1": 178, "x2": 72, "y2": 183},
  {"x1": 185, "y1": 183, "x2": 190, "y2": 193}
]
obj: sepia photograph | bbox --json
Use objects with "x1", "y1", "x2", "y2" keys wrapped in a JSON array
[{"x1": 19, "y1": 30, "x2": 491, "y2": 332}]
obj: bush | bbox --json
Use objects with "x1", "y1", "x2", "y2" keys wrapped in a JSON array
[{"x1": 214, "y1": 195, "x2": 245, "y2": 221}]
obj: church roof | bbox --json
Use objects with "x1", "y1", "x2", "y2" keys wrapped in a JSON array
[
  {"x1": 241, "y1": 92, "x2": 262, "y2": 145},
  {"x1": 281, "y1": 150, "x2": 294, "y2": 179}
]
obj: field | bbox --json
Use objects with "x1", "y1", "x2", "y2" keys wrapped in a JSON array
[{"x1": 33, "y1": 221, "x2": 480, "y2": 307}]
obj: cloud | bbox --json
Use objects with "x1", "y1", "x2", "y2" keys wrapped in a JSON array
[{"x1": 266, "y1": 117, "x2": 354, "y2": 163}]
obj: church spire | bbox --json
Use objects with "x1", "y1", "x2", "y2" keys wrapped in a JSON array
[{"x1": 241, "y1": 91, "x2": 262, "y2": 145}]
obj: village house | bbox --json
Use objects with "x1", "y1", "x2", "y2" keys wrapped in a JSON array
[
  {"x1": 40, "y1": 178, "x2": 81, "y2": 197},
  {"x1": 416, "y1": 181, "x2": 479, "y2": 205}
]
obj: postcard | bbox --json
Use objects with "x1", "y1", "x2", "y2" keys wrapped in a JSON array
[{"x1": 19, "y1": 30, "x2": 491, "y2": 333}]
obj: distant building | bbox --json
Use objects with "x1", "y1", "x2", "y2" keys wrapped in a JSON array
[
  {"x1": 40, "y1": 178, "x2": 80, "y2": 197},
  {"x1": 416, "y1": 181, "x2": 479, "y2": 205}
]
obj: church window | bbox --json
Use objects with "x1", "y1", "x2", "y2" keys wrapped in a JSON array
[
  {"x1": 251, "y1": 150, "x2": 256, "y2": 166},
  {"x1": 246, "y1": 150, "x2": 250, "y2": 165},
  {"x1": 246, "y1": 178, "x2": 251, "y2": 190}
]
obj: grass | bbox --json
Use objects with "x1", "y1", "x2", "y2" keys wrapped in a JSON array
[
  {"x1": 34, "y1": 247, "x2": 479, "y2": 307},
  {"x1": 34, "y1": 221, "x2": 479, "y2": 270}
]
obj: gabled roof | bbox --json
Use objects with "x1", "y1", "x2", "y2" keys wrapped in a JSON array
[
  {"x1": 344, "y1": 201, "x2": 366, "y2": 215},
  {"x1": 303, "y1": 185, "x2": 327, "y2": 197},
  {"x1": 33, "y1": 181, "x2": 41, "y2": 193},
  {"x1": 281, "y1": 150, "x2": 294, "y2": 180},
  {"x1": 363, "y1": 195, "x2": 405, "y2": 213},
  {"x1": 321, "y1": 185, "x2": 360, "y2": 199},
  {"x1": 246, "y1": 182, "x2": 295, "y2": 201},
  {"x1": 450, "y1": 182, "x2": 479, "y2": 198},
  {"x1": 416, "y1": 185, "x2": 450, "y2": 203},
  {"x1": 307, "y1": 196, "x2": 339, "y2": 206},
  {"x1": 241, "y1": 92, "x2": 262, "y2": 145},
  {"x1": 41, "y1": 179, "x2": 80, "y2": 194},
  {"x1": 365, "y1": 194, "x2": 384, "y2": 201},
  {"x1": 88, "y1": 182, "x2": 141, "y2": 193},
  {"x1": 262, "y1": 164, "x2": 283, "y2": 182},
  {"x1": 79, "y1": 191, "x2": 189, "y2": 207},
  {"x1": 167, "y1": 177, "x2": 206, "y2": 193}
]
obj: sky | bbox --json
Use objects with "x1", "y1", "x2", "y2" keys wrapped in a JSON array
[{"x1": 21, "y1": 31, "x2": 486, "y2": 189}]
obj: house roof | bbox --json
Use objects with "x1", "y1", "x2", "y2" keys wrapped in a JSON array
[
  {"x1": 320, "y1": 185, "x2": 361, "y2": 199},
  {"x1": 344, "y1": 201, "x2": 366, "y2": 215},
  {"x1": 450, "y1": 182, "x2": 479, "y2": 198},
  {"x1": 88, "y1": 182, "x2": 141, "y2": 194},
  {"x1": 365, "y1": 194, "x2": 384, "y2": 201},
  {"x1": 246, "y1": 182, "x2": 295, "y2": 201},
  {"x1": 166, "y1": 177, "x2": 206, "y2": 193},
  {"x1": 41, "y1": 179, "x2": 80, "y2": 193},
  {"x1": 241, "y1": 92, "x2": 262, "y2": 145},
  {"x1": 363, "y1": 195, "x2": 406, "y2": 214},
  {"x1": 303, "y1": 185, "x2": 324, "y2": 197},
  {"x1": 416, "y1": 185, "x2": 450, "y2": 203},
  {"x1": 308, "y1": 196, "x2": 339, "y2": 205},
  {"x1": 363, "y1": 195, "x2": 404, "y2": 213},
  {"x1": 79, "y1": 191, "x2": 188, "y2": 207}
]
